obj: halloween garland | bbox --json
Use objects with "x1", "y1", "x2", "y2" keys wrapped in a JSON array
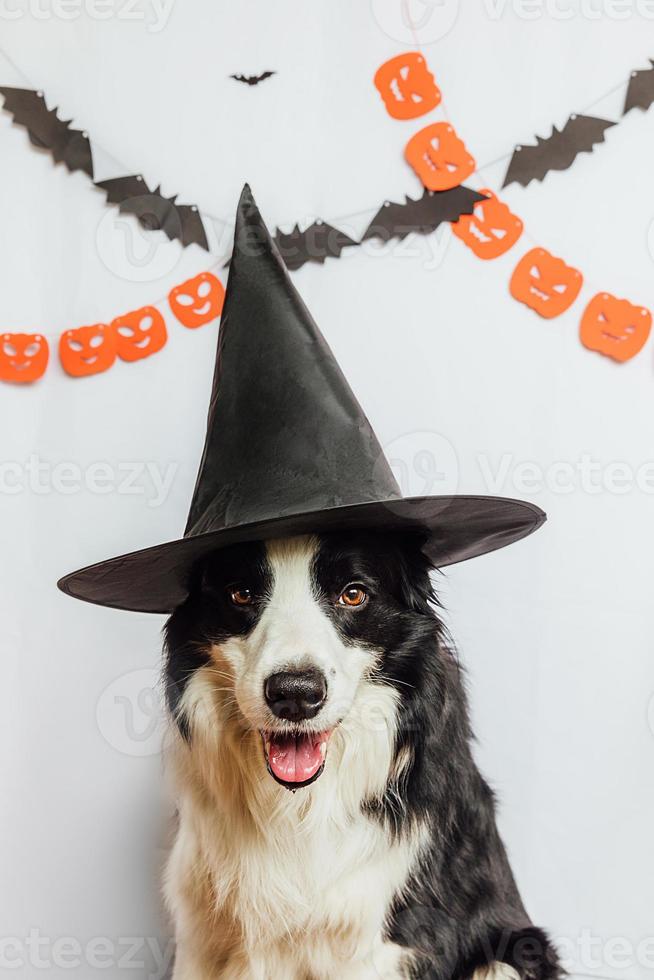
[
  {"x1": 1, "y1": 49, "x2": 653, "y2": 383},
  {"x1": 372, "y1": 50, "x2": 652, "y2": 366},
  {"x1": 95, "y1": 175, "x2": 209, "y2": 251},
  {"x1": 502, "y1": 115, "x2": 616, "y2": 189},
  {"x1": 0, "y1": 86, "x2": 93, "y2": 177},
  {"x1": 3, "y1": 53, "x2": 654, "y2": 263},
  {"x1": 0, "y1": 81, "x2": 483, "y2": 259},
  {"x1": 0, "y1": 271, "x2": 226, "y2": 384},
  {"x1": 373, "y1": 50, "x2": 654, "y2": 189}
]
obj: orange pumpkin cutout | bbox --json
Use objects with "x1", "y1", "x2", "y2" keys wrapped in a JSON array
[
  {"x1": 169, "y1": 272, "x2": 225, "y2": 329},
  {"x1": 405, "y1": 123, "x2": 475, "y2": 192},
  {"x1": 59, "y1": 324, "x2": 117, "y2": 378},
  {"x1": 510, "y1": 248, "x2": 583, "y2": 319},
  {"x1": 451, "y1": 189, "x2": 523, "y2": 260},
  {"x1": 374, "y1": 53, "x2": 441, "y2": 120},
  {"x1": 580, "y1": 292, "x2": 652, "y2": 363},
  {"x1": 112, "y1": 306, "x2": 167, "y2": 362},
  {"x1": 0, "y1": 332, "x2": 49, "y2": 383}
]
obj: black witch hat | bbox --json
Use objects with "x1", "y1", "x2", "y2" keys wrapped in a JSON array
[{"x1": 58, "y1": 185, "x2": 545, "y2": 614}]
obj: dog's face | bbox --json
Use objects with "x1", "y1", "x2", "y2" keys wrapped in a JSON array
[{"x1": 165, "y1": 531, "x2": 437, "y2": 792}]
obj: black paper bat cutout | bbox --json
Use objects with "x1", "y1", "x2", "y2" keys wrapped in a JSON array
[
  {"x1": 230, "y1": 71, "x2": 276, "y2": 86},
  {"x1": 502, "y1": 114, "x2": 616, "y2": 188},
  {"x1": 362, "y1": 186, "x2": 486, "y2": 243},
  {"x1": 0, "y1": 86, "x2": 94, "y2": 177},
  {"x1": 95, "y1": 174, "x2": 209, "y2": 251},
  {"x1": 220, "y1": 221, "x2": 358, "y2": 271},
  {"x1": 623, "y1": 60, "x2": 654, "y2": 115},
  {"x1": 273, "y1": 222, "x2": 357, "y2": 271}
]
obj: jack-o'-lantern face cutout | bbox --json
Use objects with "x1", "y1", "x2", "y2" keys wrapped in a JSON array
[
  {"x1": 452, "y1": 189, "x2": 523, "y2": 260},
  {"x1": 510, "y1": 248, "x2": 582, "y2": 319},
  {"x1": 112, "y1": 306, "x2": 167, "y2": 362},
  {"x1": 405, "y1": 123, "x2": 475, "y2": 192},
  {"x1": 59, "y1": 324, "x2": 117, "y2": 377},
  {"x1": 169, "y1": 272, "x2": 225, "y2": 329},
  {"x1": 580, "y1": 292, "x2": 652, "y2": 363},
  {"x1": 0, "y1": 333, "x2": 49, "y2": 383},
  {"x1": 374, "y1": 53, "x2": 441, "y2": 120}
]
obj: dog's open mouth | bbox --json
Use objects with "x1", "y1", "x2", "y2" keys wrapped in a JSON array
[{"x1": 261, "y1": 729, "x2": 332, "y2": 790}]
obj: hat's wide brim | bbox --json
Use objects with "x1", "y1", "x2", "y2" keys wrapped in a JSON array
[{"x1": 57, "y1": 495, "x2": 545, "y2": 614}]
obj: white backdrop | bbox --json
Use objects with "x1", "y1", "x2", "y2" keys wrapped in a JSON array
[{"x1": 0, "y1": 2, "x2": 653, "y2": 977}]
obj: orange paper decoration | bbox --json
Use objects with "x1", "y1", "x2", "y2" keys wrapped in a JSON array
[
  {"x1": 168, "y1": 272, "x2": 225, "y2": 329},
  {"x1": 59, "y1": 324, "x2": 117, "y2": 377},
  {"x1": 374, "y1": 53, "x2": 441, "y2": 120},
  {"x1": 510, "y1": 248, "x2": 582, "y2": 319},
  {"x1": 112, "y1": 305, "x2": 168, "y2": 362},
  {"x1": 0, "y1": 332, "x2": 49, "y2": 383},
  {"x1": 405, "y1": 123, "x2": 475, "y2": 192},
  {"x1": 580, "y1": 292, "x2": 652, "y2": 363},
  {"x1": 451, "y1": 189, "x2": 523, "y2": 260}
]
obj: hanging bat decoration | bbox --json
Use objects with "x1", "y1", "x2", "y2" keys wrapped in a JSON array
[
  {"x1": 502, "y1": 114, "x2": 616, "y2": 188},
  {"x1": 623, "y1": 60, "x2": 654, "y2": 115},
  {"x1": 361, "y1": 186, "x2": 486, "y2": 244},
  {"x1": 274, "y1": 221, "x2": 358, "y2": 271},
  {"x1": 0, "y1": 86, "x2": 94, "y2": 177},
  {"x1": 94, "y1": 175, "x2": 209, "y2": 251},
  {"x1": 230, "y1": 71, "x2": 276, "y2": 86},
  {"x1": 0, "y1": 87, "x2": 209, "y2": 251},
  {"x1": 0, "y1": 64, "x2": 644, "y2": 264}
]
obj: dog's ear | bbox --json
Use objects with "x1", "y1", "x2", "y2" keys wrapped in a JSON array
[
  {"x1": 163, "y1": 583, "x2": 212, "y2": 741},
  {"x1": 188, "y1": 554, "x2": 214, "y2": 596},
  {"x1": 393, "y1": 533, "x2": 438, "y2": 616}
]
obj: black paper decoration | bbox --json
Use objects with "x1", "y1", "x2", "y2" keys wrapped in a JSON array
[
  {"x1": 502, "y1": 114, "x2": 616, "y2": 188},
  {"x1": 362, "y1": 186, "x2": 485, "y2": 243},
  {"x1": 230, "y1": 72, "x2": 276, "y2": 86},
  {"x1": 0, "y1": 86, "x2": 210, "y2": 252},
  {"x1": 623, "y1": 60, "x2": 654, "y2": 115},
  {"x1": 2, "y1": 61, "x2": 644, "y2": 267},
  {"x1": 95, "y1": 175, "x2": 209, "y2": 251},
  {"x1": 274, "y1": 221, "x2": 358, "y2": 270},
  {"x1": 0, "y1": 86, "x2": 93, "y2": 177}
]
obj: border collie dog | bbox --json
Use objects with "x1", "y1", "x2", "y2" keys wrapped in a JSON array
[{"x1": 164, "y1": 531, "x2": 558, "y2": 980}]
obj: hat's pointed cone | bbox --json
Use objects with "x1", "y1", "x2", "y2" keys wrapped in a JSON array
[
  {"x1": 185, "y1": 185, "x2": 401, "y2": 537},
  {"x1": 56, "y1": 185, "x2": 545, "y2": 614}
]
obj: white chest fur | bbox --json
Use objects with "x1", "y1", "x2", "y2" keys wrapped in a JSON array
[
  {"x1": 167, "y1": 799, "x2": 417, "y2": 979},
  {"x1": 165, "y1": 668, "x2": 422, "y2": 979}
]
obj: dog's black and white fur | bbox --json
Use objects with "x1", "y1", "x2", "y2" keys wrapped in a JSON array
[{"x1": 163, "y1": 531, "x2": 559, "y2": 980}]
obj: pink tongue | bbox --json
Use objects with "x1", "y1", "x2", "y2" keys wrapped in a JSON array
[{"x1": 268, "y1": 733, "x2": 324, "y2": 783}]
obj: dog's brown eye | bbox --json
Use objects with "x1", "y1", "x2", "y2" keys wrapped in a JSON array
[
  {"x1": 338, "y1": 585, "x2": 368, "y2": 608},
  {"x1": 229, "y1": 586, "x2": 253, "y2": 606}
]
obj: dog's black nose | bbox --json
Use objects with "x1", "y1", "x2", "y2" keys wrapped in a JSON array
[{"x1": 264, "y1": 668, "x2": 327, "y2": 721}]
